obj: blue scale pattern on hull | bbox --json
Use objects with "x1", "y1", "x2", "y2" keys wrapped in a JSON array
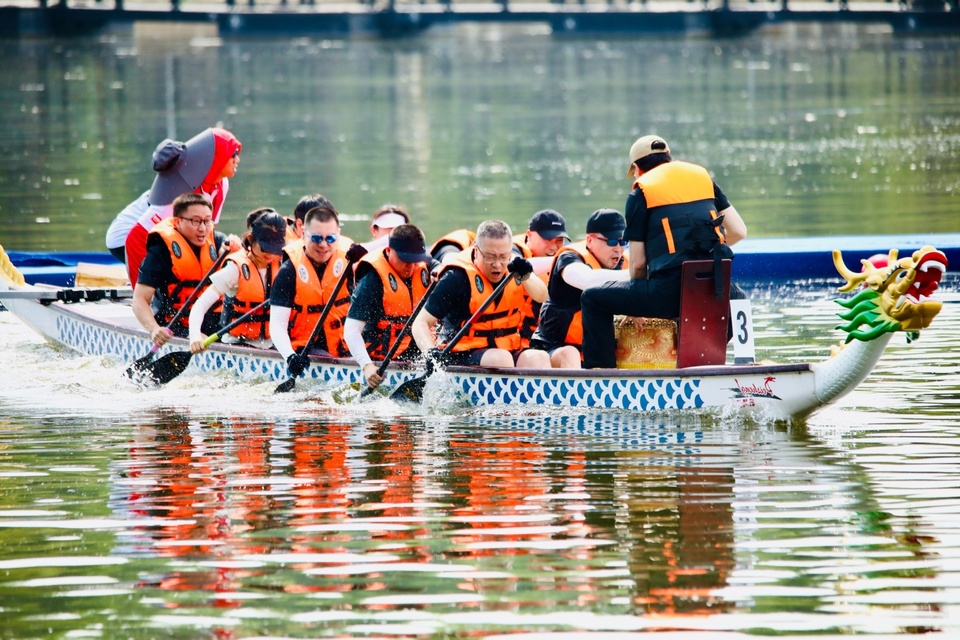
[{"x1": 458, "y1": 375, "x2": 704, "y2": 409}]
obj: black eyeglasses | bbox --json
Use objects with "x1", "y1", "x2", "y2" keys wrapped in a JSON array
[
  {"x1": 309, "y1": 233, "x2": 339, "y2": 245},
  {"x1": 590, "y1": 234, "x2": 627, "y2": 247}
]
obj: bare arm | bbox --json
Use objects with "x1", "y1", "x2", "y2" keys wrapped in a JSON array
[
  {"x1": 132, "y1": 283, "x2": 170, "y2": 346},
  {"x1": 628, "y1": 241, "x2": 647, "y2": 280},
  {"x1": 719, "y1": 205, "x2": 747, "y2": 246},
  {"x1": 520, "y1": 273, "x2": 548, "y2": 303},
  {"x1": 411, "y1": 308, "x2": 440, "y2": 354}
]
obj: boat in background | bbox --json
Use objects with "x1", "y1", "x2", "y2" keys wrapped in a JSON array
[
  {"x1": 0, "y1": 241, "x2": 947, "y2": 420},
  {"x1": 5, "y1": 233, "x2": 960, "y2": 286}
]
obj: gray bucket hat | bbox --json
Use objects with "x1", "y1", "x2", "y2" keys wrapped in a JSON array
[{"x1": 148, "y1": 128, "x2": 217, "y2": 205}]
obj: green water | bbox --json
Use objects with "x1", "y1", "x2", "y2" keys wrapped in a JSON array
[{"x1": 1, "y1": 23, "x2": 959, "y2": 253}]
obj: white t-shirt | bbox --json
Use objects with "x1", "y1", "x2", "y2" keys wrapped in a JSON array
[
  {"x1": 188, "y1": 258, "x2": 273, "y2": 349},
  {"x1": 105, "y1": 190, "x2": 150, "y2": 250}
]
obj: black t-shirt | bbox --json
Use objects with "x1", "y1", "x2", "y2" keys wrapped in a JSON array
[
  {"x1": 624, "y1": 180, "x2": 731, "y2": 243},
  {"x1": 424, "y1": 269, "x2": 472, "y2": 334},
  {"x1": 348, "y1": 269, "x2": 385, "y2": 324},
  {"x1": 547, "y1": 250, "x2": 589, "y2": 309}
]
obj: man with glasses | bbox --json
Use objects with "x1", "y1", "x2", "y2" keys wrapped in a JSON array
[
  {"x1": 531, "y1": 209, "x2": 631, "y2": 369},
  {"x1": 411, "y1": 220, "x2": 551, "y2": 370},
  {"x1": 132, "y1": 193, "x2": 228, "y2": 348},
  {"x1": 270, "y1": 204, "x2": 364, "y2": 380},
  {"x1": 580, "y1": 135, "x2": 748, "y2": 369}
]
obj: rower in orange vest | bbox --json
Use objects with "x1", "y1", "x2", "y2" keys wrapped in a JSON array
[
  {"x1": 344, "y1": 224, "x2": 435, "y2": 390},
  {"x1": 269, "y1": 203, "x2": 366, "y2": 380},
  {"x1": 531, "y1": 209, "x2": 631, "y2": 369},
  {"x1": 188, "y1": 209, "x2": 287, "y2": 353},
  {"x1": 412, "y1": 220, "x2": 551, "y2": 370},
  {"x1": 511, "y1": 210, "x2": 570, "y2": 349}
]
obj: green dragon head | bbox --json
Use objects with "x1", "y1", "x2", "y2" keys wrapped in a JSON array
[{"x1": 832, "y1": 246, "x2": 947, "y2": 343}]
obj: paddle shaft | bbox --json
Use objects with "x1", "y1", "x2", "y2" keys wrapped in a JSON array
[
  {"x1": 359, "y1": 278, "x2": 438, "y2": 398},
  {"x1": 202, "y1": 300, "x2": 271, "y2": 348},
  {"x1": 437, "y1": 272, "x2": 517, "y2": 357},
  {"x1": 389, "y1": 271, "x2": 519, "y2": 403},
  {"x1": 148, "y1": 247, "x2": 231, "y2": 353},
  {"x1": 296, "y1": 259, "x2": 353, "y2": 358},
  {"x1": 141, "y1": 300, "x2": 272, "y2": 386},
  {"x1": 275, "y1": 253, "x2": 358, "y2": 393}
]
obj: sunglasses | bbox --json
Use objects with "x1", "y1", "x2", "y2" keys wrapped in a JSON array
[
  {"x1": 308, "y1": 233, "x2": 339, "y2": 245},
  {"x1": 591, "y1": 234, "x2": 628, "y2": 247}
]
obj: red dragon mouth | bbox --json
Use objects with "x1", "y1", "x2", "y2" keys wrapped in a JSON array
[{"x1": 906, "y1": 249, "x2": 948, "y2": 304}]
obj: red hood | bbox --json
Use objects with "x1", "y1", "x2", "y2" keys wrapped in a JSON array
[{"x1": 201, "y1": 128, "x2": 242, "y2": 189}]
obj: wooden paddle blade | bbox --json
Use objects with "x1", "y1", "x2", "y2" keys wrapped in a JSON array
[
  {"x1": 274, "y1": 377, "x2": 297, "y2": 394},
  {"x1": 142, "y1": 350, "x2": 194, "y2": 385},
  {"x1": 389, "y1": 374, "x2": 429, "y2": 404}
]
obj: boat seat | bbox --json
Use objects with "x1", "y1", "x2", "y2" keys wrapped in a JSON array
[{"x1": 676, "y1": 259, "x2": 731, "y2": 368}]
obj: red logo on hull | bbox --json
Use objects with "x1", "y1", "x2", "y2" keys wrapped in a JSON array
[{"x1": 732, "y1": 376, "x2": 780, "y2": 400}]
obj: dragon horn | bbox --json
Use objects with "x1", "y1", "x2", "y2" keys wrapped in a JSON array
[{"x1": 833, "y1": 249, "x2": 868, "y2": 293}]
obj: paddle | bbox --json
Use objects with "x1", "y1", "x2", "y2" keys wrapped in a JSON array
[
  {"x1": 358, "y1": 278, "x2": 439, "y2": 399},
  {"x1": 137, "y1": 300, "x2": 270, "y2": 385},
  {"x1": 390, "y1": 271, "x2": 516, "y2": 404},
  {"x1": 274, "y1": 250, "x2": 362, "y2": 394},
  {"x1": 125, "y1": 248, "x2": 230, "y2": 377}
]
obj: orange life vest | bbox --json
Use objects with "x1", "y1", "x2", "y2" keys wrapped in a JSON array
[
  {"x1": 534, "y1": 242, "x2": 628, "y2": 349},
  {"x1": 220, "y1": 250, "x2": 281, "y2": 341},
  {"x1": 285, "y1": 245, "x2": 351, "y2": 356},
  {"x1": 430, "y1": 229, "x2": 476, "y2": 260},
  {"x1": 356, "y1": 249, "x2": 431, "y2": 359},
  {"x1": 511, "y1": 233, "x2": 549, "y2": 349},
  {"x1": 149, "y1": 217, "x2": 219, "y2": 329},
  {"x1": 438, "y1": 248, "x2": 525, "y2": 353}
]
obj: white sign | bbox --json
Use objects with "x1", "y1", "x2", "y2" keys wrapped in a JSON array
[{"x1": 730, "y1": 299, "x2": 756, "y2": 364}]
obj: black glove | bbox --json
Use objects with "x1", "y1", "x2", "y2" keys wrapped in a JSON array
[
  {"x1": 507, "y1": 256, "x2": 534, "y2": 278},
  {"x1": 286, "y1": 352, "x2": 310, "y2": 378},
  {"x1": 345, "y1": 243, "x2": 368, "y2": 263}
]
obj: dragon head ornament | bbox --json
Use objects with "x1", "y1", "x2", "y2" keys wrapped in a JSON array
[{"x1": 832, "y1": 246, "x2": 947, "y2": 343}]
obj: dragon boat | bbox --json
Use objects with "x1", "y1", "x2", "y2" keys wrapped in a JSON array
[{"x1": 0, "y1": 244, "x2": 947, "y2": 420}]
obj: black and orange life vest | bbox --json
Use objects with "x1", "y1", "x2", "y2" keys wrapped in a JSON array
[
  {"x1": 220, "y1": 250, "x2": 280, "y2": 341},
  {"x1": 285, "y1": 245, "x2": 351, "y2": 356},
  {"x1": 148, "y1": 217, "x2": 219, "y2": 329},
  {"x1": 438, "y1": 248, "x2": 525, "y2": 353},
  {"x1": 634, "y1": 160, "x2": 730, "y2": 277},
  {"x1": 356, "y1": 249, "x2": 431, "y2": 360}
]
